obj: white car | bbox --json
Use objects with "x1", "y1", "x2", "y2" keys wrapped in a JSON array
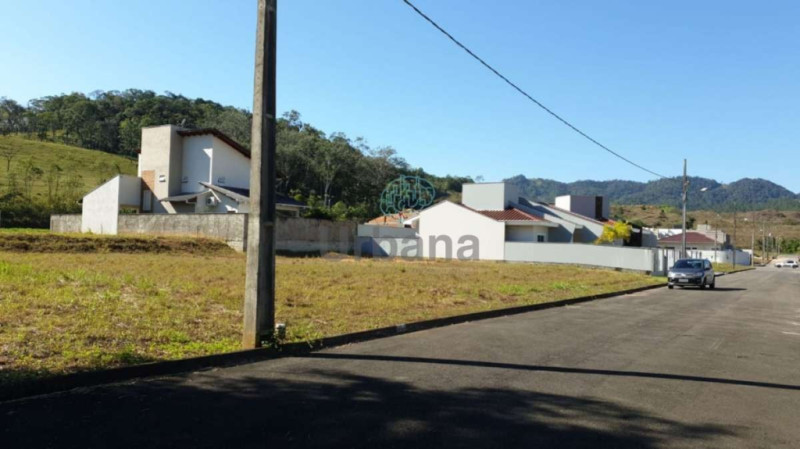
[{"x1": 776, "y1": 260, "x2": 799, "y2": 268}]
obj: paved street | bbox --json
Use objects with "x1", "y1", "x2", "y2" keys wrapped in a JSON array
[{"x1": 3, "y1": 268, "x2": 800, "y2": 448}]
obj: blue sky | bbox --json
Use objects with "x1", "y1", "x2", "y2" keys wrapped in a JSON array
[{"x1": 2, "y1": 0, "x2": 799, "y2": 192}]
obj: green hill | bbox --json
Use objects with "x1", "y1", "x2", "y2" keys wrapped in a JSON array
[{"x1": 0, "y1": 135, "x2": 137, "y2": 201}]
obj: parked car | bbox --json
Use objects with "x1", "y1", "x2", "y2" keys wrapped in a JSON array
[
  {"x1": 776, "y1": 260, "x2": 799, "y2": 268},
  {"x1": 668, "y1": 258, "x2": 716, "y2": 289}
]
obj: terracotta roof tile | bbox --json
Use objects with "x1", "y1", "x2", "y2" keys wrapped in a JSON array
[
  {"x1": 477, "y1": 208, "x2": 547, "y2": 222},
  {"x1": 658, "y1": 231, "x2": 716, "y2": 244}
]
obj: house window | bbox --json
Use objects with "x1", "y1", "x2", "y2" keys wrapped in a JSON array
[
  {"x1": 537, "y1": 235, "x2": 545, "y2": 243},
  {"x1": 158, "y1": 174, "x2": 166, "y2": 183}
]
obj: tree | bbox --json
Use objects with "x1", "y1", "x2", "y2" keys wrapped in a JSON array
[
  {"x1": 312, "y1": 133, "x2": 357, "y2": 208},
  {"x1": 0, "y1": 142, "x2": 19, "y2": 171},
  {"x1": 0, "y1": 98, "x2": 26, "y2": 135},
  {"x1": 595, "y1": 221, "x2": 632, "y2": 244},
  {"x1": 20, "y1": 159, "x2": 44, "y2": 198},
  {"x1": 45, "y1": 164, "x2": 64, "y2": 203}
]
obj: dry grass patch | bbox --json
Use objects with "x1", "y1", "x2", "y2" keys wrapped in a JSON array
[
  {"x1": 0, "y1": 232, "x2": 234, "y2": 255},
  {"x1": 0, "y1": 252, "x2": 662, "y2": 386}
]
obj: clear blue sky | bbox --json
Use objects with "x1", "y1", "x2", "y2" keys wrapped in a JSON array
[{"x1": 2, "y1": 0, "x2": 799, "y2": 192}]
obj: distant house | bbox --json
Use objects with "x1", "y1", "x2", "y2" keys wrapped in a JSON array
[
  {"x1": 357, "y1": 181, "x2": 670, "y2": 272},
  {"x1": 651, "y1": 224, "x2": 729, "y2": 248},
  {"x1": 81, "y1": 125, "x2": 305, "y2": 234},
  {"x1": 379, "y1": 182, "x2": 658, "y2": 261},
  {"x1": 657, "y1": 231, "x2": 718, "y2": 251}
]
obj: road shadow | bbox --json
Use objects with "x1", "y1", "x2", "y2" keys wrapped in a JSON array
[
  {"x1": 1, "y1": 368, "x2": 735, "y2": 449},
  {"x1": 306, "y1": 353, "x2": 800, "y2": 391}
]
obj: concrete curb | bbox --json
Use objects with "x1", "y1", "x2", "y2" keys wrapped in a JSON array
[
  {"x1": 716, "y1": 267, "x2": 756, "y2": 277},
  {"x1": 1, "y1": 282, "x2": 666, "y2": 402}
]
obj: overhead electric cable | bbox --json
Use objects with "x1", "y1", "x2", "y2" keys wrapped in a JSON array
[{"x1": 401, "y1": 0, "x2": 668, "y2": 179}]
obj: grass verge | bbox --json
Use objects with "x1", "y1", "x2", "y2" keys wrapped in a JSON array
[
  {"x1": 0, "y1": 252, "x2": 662, "y2": 387},
  {"x1": 0, "y1": 232, "x2": 234, "y2": 255},
  {"x1": 713, "y1": 263, "x2": 754, "y2": 274}
]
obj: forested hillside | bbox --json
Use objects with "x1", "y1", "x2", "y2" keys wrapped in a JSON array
[
  {"x1": 0, "y1": 91, "x2": 470, "y2": 226},
  {"x1": 506, "y1": 175, "x2": 800, "y2": 211}
]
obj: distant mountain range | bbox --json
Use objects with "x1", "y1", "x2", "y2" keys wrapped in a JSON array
[{"x1": 504, "y1": 175, "x2": 800, "y2": 211}]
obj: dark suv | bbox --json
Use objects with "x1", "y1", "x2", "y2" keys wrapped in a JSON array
[{"x1": 668, "y1": 258, "x2": 715, "y2": 290}]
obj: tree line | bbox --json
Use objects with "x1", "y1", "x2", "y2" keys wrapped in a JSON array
[{"x1": 0, "y1": 90, "x2": 471, "y2": 225}]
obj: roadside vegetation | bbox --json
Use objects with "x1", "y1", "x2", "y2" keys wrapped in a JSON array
[
  {"x1": 0, "y1": 245, "x2": 662, "y2": 387},
  {"x1": 712, "y1": 263, "x2": 754, "y2": 274}
]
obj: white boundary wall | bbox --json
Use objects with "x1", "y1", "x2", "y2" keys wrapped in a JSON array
[
  {"x1": 506, "y1": 242, "x2": 665, "y2": 273},
  {"x1": 687, "y1": 249, "x2": 751, "y2": 266},
  {"x1": 81, "y1": 175, "x2": 141, "y2": 234}
]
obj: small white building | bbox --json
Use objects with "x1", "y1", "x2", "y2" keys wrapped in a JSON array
[{"x1": 81, "y1": 125, "x2": 305, "y2": 234}]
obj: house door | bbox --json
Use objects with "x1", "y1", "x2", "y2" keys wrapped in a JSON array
[{"x1": 142, "y1": 191, "x2": 152, "y2": 212}]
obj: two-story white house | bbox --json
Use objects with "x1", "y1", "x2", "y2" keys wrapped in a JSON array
[{"x1": 81, "y1": 125, "x2": 305, "y2": 234}]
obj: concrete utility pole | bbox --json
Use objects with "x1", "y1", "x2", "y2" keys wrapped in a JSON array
[
  {"x1": 681, "y1": 159, "x2": 688, "y2": 258},
  {"x1": 732, "y1": 207, "x2": 737, "y2": 269},
  {"x1": 750, "y1": 212, "x2": 755, "y2": 266},
  {"x1": 243, "y1": 0, "x2": 277, "y2": 349}
]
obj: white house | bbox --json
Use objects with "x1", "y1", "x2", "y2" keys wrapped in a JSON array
[
  {"x1": 81, "y1": 125, "x2": 305, "y2": 234},
  {"x1": 657, "y1": 231, "x2": 719, "y2": 252},
  {"x1": 359, "y1": 182, "x2": 657, "y2": 261}
]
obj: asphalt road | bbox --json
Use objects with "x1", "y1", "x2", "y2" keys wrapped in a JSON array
[{"x1": 3, "y1": 268, "x2": 800, "y2": 448}]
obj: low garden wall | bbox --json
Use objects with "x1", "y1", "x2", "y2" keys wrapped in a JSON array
[{"x1": 50, "y1": 214, "x2": 357, "y2": 253}]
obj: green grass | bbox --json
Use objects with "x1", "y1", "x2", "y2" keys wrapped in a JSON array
[
  {"x1": 0, "y1": 135, "x2": 137, "y2": 199},
  {"x1": 0, "y1": 250, "x2": 663, "y2": 387},
  {"x1": 713, "y1": 263, "x2": 753, "y2": 274}
]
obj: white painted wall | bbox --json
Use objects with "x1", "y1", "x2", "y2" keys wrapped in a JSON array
[
  {"x1": 357, "y1": 237, "x2": 422, "y2": 258},
  {"x1": 181, "y1": 135, "x2": 213, "y2": 193},
  {"x1": 505, "y1": 242, "x2": 660, "y2": 272},
  {"x1": 418, "y1": 201, "x2": 505, "y2": 260},
  {"x1": 461, "y1": 183, "x2": 519, "y2": 211},
  {"x1": 82, "y1": 178, "x2": 121, "y2": 234},
  {"x1": 506, "y1": 224, "x2": 549, "y2": 242},
  {"x1": 81, "y1": 175, "x2": 141, "y2": 234},
  {"x1": 554, "y1": 195, "x2": 609, "y2": 220},
  {"x1": 687, "y1": 249, "x2": 751, "y2": 265},
  {"x1": 210, "y1": 136, "x2": 251, "y2": 190}
]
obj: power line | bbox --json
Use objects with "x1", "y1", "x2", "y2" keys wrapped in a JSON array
[{"x1": 401, "y1": 0, "x2": 668, "y2": 179}]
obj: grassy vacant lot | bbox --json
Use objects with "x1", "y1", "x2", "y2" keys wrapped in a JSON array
[{"x1": 0, "y1": 235, "x2": 663, "y2": 386}]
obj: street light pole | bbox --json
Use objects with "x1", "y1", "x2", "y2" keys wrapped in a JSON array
[{"x1": 681, "y1": 159, "x2": 688, "y2": 259}]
